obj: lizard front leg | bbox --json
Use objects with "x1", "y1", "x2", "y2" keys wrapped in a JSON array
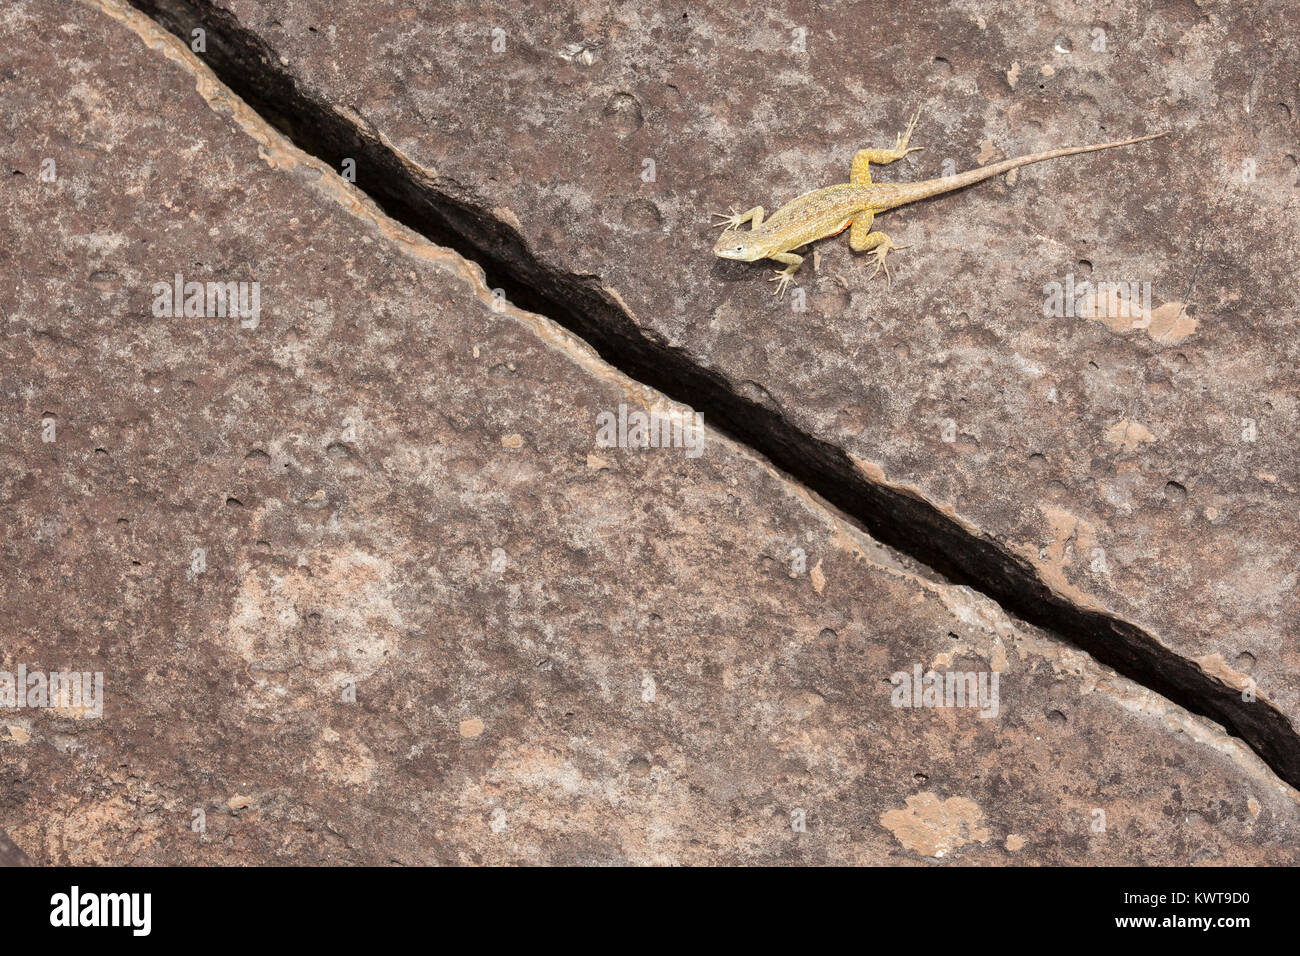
[
  {"x1": 712, "y1": 205, "x2": 765, "y2": 232},
  {"x1": 850, "y1": 109, "x2": 924, "y2": 184},
  {"x1": 767, "y1": 251, "x2": 803, "y2": 297},
  {"x1": 849, "y1": 215, "x2": 908, "y2": 286}
]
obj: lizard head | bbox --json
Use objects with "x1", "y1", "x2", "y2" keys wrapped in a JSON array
[{"x1": 712, "y1": 231, "x2": 764, "y2": 262}]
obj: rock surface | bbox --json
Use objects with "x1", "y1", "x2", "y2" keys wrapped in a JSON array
[
  {"x1": 0, "y1": 0, "x2": 1297, "y2": 865},
  {"x1": 167, "y1": 0, "x2": 1300, "y2": 739},
  {"x1": 0, "y1": 830, "x2": 30, "y2": 866}
]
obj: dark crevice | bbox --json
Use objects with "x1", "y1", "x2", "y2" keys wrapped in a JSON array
[{"x1": 129, "y1": 0, "x2": 1300, "y2": 789}]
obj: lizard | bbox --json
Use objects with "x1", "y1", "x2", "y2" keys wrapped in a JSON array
[{"x1": 711, "y1": 110, "x2": 1168, "y2": 296}]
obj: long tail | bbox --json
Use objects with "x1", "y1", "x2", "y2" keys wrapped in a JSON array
[{"x1": 880, "y1": 130, "x2": 1169, "y2": 210}]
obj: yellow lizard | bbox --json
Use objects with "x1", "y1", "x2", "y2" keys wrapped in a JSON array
[{"x1": 712, "y1": 111, "x2": 1168, "y2": 295}]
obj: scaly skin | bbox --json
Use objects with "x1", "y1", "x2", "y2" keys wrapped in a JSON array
[{"x1": 712, "y1": 111, "x2": 1168, "y2": 296}]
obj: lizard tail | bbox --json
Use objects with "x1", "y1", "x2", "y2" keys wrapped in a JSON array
[{"x1": 881, "y1": 130, "x2": 1169, "y2": 209}]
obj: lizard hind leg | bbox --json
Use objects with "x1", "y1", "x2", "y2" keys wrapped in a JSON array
[
  {"x1": 850, "y1": 108, "x2": 924, "y2": 184},
  {"x1": 849, "y1": 217, "x2": 908, "y2": 287}
]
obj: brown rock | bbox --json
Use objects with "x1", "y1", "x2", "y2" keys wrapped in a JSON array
[
  {"x1": 0, "y1": 0, "x2": 1296, "y2": 866},
  {"x1": 0, "y1": 832, "x2": 31, "y2": 867},
  {"x1": 148, "y1": 0, "x2": 1300, "y2": 776}
]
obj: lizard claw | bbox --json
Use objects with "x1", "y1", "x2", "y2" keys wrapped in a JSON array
[
  {"x1": 712, "y1": 207, "x2": 745, "y2": 231},
  {"x1": 869, "y1": 241, "x2": 909, "y2": 288},
  {"x1": 769, "y1": 268, "x2": 797, "y2": 298},
  {"x1": 894, "y1": 109, "x2": 924, "y2": 157}
]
